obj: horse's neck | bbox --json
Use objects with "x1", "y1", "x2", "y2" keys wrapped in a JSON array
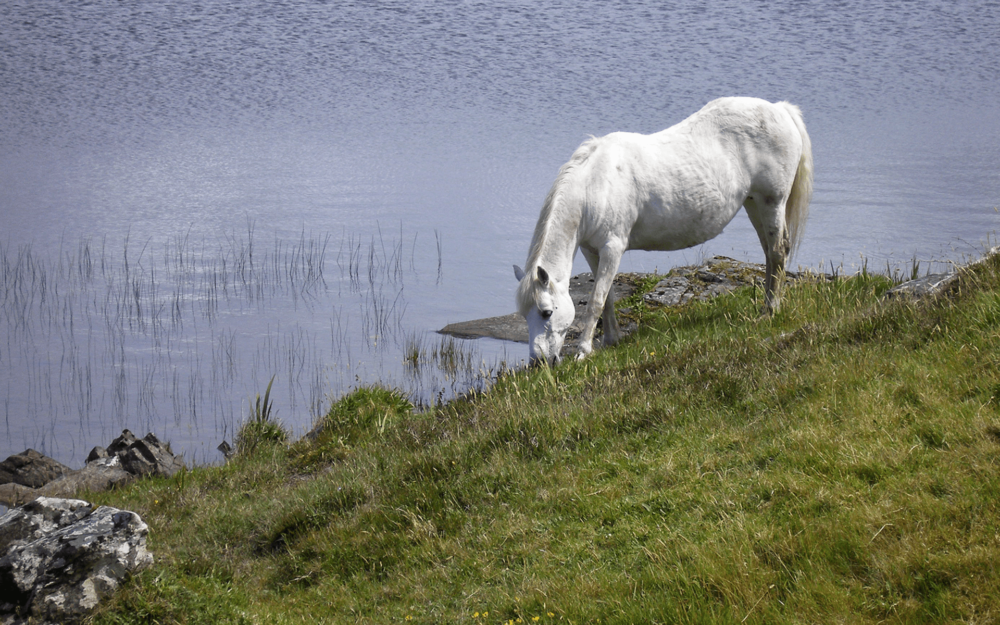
[{"x1": 534, "y1": 204, "x2": 580, "y2": 284}]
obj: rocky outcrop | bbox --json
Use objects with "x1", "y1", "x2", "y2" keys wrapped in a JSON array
[
  {"x1": 439, "y1": 272, "x2": 640, "y2": 343},
  {"x1": 28, "y1": 459, "x2": 134, "y2": 503},
  {"x1": 440, "y1": 256, "x2": 798, "y2": 342},
  {"x1": 0, "y1": 451, "x2": 70, "y2": 490},
  {"x1": 0, "y1": 430, "x2": 184, "y2": 508},
  {"x1": 89, "y1": 430, "x2": 185, "y2": 479},
  {"x1": 0, "y1": 497, "x2": 153, "y2": 624},
  {"x1": 883, "y1": 272, "x2": 956, "y2": 298},
  {"x1": 643, "y1": 257, "x2": 762, "y2": 306},
  {"x1": 440, "y1": 249, "x2": 1000, "y2": 349},
  {"x1": 884, "y1": 247, "x2": 999, "y2": 299}
]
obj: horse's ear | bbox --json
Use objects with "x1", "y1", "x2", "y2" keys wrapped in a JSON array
[
  {"x1": 514, "y1": 265, "x2": 525, "y2": 281},
  {"x1": 536, "y1": 266, "x2": 550, "y2": 286}
]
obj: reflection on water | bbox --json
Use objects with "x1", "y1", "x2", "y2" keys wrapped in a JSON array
[
  {"x1": 0, "y1": 224, "x2": 503, "y2": 465},
  {"x1": 2, "y1": 0, "x2": 999, "y2": 466}
]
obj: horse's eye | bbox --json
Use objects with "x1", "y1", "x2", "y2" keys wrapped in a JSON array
[{"x1": 540, "y1": 308, "x2": 553, "y2": 320}]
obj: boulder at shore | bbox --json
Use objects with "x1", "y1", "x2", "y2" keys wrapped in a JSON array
[
  {"x1": 0, "y1": 430, "x2": 184, "y2": 508},
  {"x1": 0, "y1": 450, "x2": 71, "y2": 490},
  {"x1": 0, "y1": 497, "x2": 153, "y2": 624}
]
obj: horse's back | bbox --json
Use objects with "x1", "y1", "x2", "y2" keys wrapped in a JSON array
[
  {"x1": 673, "y1": 97, "x2": 803, "y2": 160},
  {"x1": 647, "y1": 97, "x2": 806, "y2": 206},
  {"x1": 573, "y1": 97, "x2": 806, "y2": 253}
]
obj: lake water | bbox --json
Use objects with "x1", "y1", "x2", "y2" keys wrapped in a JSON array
[{"x1": 2, "y1": 0, "x2": 999, "y2": 468}]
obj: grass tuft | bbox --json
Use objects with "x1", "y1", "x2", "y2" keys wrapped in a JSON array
[{"x1": 235, "y1": 375, "x2": 288, "y2": 456}]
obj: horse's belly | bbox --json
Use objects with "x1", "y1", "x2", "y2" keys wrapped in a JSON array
[{"x1": 628, "y1": 201, "x2": 742, "y2": 252}]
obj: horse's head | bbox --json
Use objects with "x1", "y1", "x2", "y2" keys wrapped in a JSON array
[{"x1": 514, "y1": 264, "x2": 575, "y2": 366}]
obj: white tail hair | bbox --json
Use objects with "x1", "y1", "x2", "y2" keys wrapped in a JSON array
[{"x1": 777, "y1": 101, "x2": 813, "y2": 257}]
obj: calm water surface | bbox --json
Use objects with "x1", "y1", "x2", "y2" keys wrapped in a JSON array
[{"x1": 2, "y1": 0, "x2": 999, "y2": 467}]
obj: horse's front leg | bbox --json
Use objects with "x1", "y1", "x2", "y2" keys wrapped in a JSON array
[
  {"x1": 580, "y1": 247, "x2": 621, "y2": 348},
  {"x1": 577, "y1": 243, "x2": 625, "y2": 358}
]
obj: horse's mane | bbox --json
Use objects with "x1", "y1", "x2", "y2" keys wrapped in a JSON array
[{"x1": 517, "y1": 137, "x2": 599, "y2": 314}]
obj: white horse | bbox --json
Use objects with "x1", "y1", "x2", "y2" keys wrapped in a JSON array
[{"x1": 514, "y1": 97, "x2": 813, "y2": 364}]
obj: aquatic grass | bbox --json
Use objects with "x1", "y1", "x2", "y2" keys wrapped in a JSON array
[
  {"x1": 402, "y1": 330, "x2": 427, "y2": 372},
  {"x1": 431, "y1": 335, "x2": 477, "y2": 378},
  {"x1": 1, "y1": 224, "x2": 474, "y2": 466},
  {"x1": 403, "y1": 332, "x2": 500, "y2": 404}
]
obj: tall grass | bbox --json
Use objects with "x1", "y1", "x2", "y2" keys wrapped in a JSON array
[
  {"x1": 85, "y1": 251, "x2": 1000, "y2": 624},
  {"x1": 235, "y1": 375, "x2": 287, "y2": 456}
]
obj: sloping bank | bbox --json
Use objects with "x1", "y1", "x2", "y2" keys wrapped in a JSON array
[{"x1": 6, "y1": 247, "x2": 1000, "y2": 624}]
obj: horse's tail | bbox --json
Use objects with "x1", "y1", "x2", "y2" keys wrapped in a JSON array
[{"x1": 777, "y1": 101, "x2": 813, "y2": 258}]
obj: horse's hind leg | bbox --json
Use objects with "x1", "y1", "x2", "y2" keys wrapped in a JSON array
[
  {"x1": 762, "y1": 252, "x2": 786, "y2": 314},
  {"x1": 744, "y1": 195, "x2": 790, "y2": 314}
]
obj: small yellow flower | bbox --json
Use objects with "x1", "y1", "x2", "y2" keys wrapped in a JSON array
[
  {"x1": 473, "y1": 613, "x2": 479, "y2": 619},
  {"x1": 533, "y1": 618, "x2": 541, "y2": 622},
  {"x1": 547, "y1": 613, "x2": 555, "y2": 618}
]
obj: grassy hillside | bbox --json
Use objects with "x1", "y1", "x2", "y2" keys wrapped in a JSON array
[{"x1": 89, "y1": 253, "x2": 1000, "y2": 624}]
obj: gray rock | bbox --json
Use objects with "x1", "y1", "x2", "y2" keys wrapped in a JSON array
[
  {"x1": 85, "y1": 447, "x2": 108, "y2": 463},
  {"x1": 0, "y1": 450, "x2": 71, "y2": 489},
  {"x1": 89, "y1": 430, "x2": 184, "y2": 479},
  {"x1": 884, "y1": 247, "x2": 998, "y2": 300},
  {"x1": 119, "y1": 433, "x2": 184, "y2": 478},
  {"x1": 0, "y1": 483, "x2": 36, "y2": 510},
  {"x1": 884, "y1": 272, "x2": 956, "y2": 299},
  {"x1": 0, "y1": 497, "x2": 153, "y2": 624},
  {"x1": 644, "y1": 276, "x2": 694, "y2": 307},
  {"x1": 0, "y1": 431, "x2": 183, "y2": 508},
  {"x1": 105, "y1": 430, "x2": 138, "y2": 456},
  {"x1": 439, "y1": 313, "x2": 528, "y2": 342},
  {"x1": 0, "y1": 461, "x2": 134, "y2": 516},
  {"x1": 34, "y1": 459, "x2": 134, "y2": 501}
]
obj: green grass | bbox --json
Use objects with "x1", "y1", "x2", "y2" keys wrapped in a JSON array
[
  {"x1": 87, "y1": 254, "x2": 1000, "y2": 624},
  {"x1": 235, "y1": 375, "x2": 288, "y2": 456}
]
